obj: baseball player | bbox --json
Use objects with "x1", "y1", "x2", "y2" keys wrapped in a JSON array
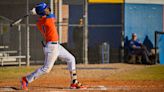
[{"x1": 21, "y1": 2, "x2": 86, "y2": 90}]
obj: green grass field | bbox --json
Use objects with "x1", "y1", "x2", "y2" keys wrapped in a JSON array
[
  {"x1": 108, "y1": 65, "x2": 164, "y2": 80},
  {"x1": 0, "y1": 64, "x2": 164, "y2": 81},
  {"x1": 0, "y1": 66, "x2": 38, "y2": 81},
  {"x1": 0, "y1": 64, "x2": 164, "y2": 92}
]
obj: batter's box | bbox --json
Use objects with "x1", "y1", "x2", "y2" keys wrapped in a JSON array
[
  {"x1": 30, "y1": 85, "x2": 108, "y2": 91},
  {"x1": 86, "y1": 85, "x2": 108, "y2": 90},
  {"x1": 0, "y1": 85, "x2": 107, "y2": 91},
  {"x1": 59, "y1": 85, "x2": 108, "y2": 91}
]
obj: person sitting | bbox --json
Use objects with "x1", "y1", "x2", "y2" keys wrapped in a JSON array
[{"x1": 129, "y1": 33, "x2": 151, "y2": 64}]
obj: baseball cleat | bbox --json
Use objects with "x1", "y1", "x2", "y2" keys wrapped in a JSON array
[
  {"x1": 70, "y1": 82, "x2": 87, "y2": 89},
  {"x1": 21, "y1": 77, "x2": 28, "y2": 91}
]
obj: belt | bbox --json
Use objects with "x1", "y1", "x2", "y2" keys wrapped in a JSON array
[{"x1": 51, "y1": 42, "x2": 58, "y2": 44}]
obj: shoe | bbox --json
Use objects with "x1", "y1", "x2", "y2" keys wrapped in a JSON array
[
  {"x1": 70, "y1": 82, "x2": 87, "y2": 89},
  {"x1": 21, "y1": 77, "x2": 28, "y2": 90}
]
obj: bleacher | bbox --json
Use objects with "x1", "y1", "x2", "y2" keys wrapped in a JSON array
[{"x1": 0, "y1": 46, "x2": 26, "y2": 66}]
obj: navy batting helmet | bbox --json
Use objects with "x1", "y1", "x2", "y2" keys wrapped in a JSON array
[{"x1": 35, "y1": 2, "x2": 48, "y2": 16}]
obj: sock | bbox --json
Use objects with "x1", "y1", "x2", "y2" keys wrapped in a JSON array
[{"x1": 70, "y1": 70, "x2": 78, "y2": 84}]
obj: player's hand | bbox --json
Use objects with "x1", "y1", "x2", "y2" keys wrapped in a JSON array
[{"x1": 30, "y1": 8, "x2": 37, "y2": 15}]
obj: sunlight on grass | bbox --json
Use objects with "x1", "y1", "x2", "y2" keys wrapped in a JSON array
[
  {"x1": 0, "y1": 64, "x2": 164, "y2": 81},
  {"x1": 0, "y1": 66, "x2": 38, "y2": 80},
  {"x1": 109, "y1": 65, "x2": 164, "y2": 80}
]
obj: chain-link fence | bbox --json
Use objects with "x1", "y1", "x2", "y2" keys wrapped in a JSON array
[{"x1": 0, "y1": 0, "x2": 124, "y2": 65}]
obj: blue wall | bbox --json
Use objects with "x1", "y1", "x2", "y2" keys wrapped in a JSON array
[
  {"x1": 68, "y1": 5, "x2": 83, "y2": 48},
  {"x1": 159, "y1": 35, "x2": 164, "y2": 64},
  {"x1": 88, "y1": 4, "x2": 122, "y2": 48},
  {"x1": 69, "y1": 4, "x2": 122, "y2": 48},
  {"x1": 69, "y1": 5, "x2": 83, "y2": 24},
  {"x1": 125, "y1": 4, "x2": 163, "y2": 46},
  {"x1": 88, "y1": 4, "x2": 122, "y2": 25}
]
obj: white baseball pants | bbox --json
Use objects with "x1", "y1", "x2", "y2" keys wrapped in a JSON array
[{"x1": 26, "y1": 42, "x2": 76, "y2": 83}]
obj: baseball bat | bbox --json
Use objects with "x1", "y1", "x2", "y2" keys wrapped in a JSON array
[{"x1": 10, "y1": 14, "x2": 30, "y2": 27}]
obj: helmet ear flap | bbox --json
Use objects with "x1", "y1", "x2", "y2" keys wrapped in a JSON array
[
  {"x1": 37, "y1": 12, "x2": 46, "y2": 16},
  {"x1": 35, "y1": 9, "x2": 45, "y2": 16}
]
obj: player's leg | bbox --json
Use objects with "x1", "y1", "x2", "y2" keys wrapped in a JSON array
[
  {"x1": 58, "y1": 44, "x2": 86, "y2": 89},
  {"x1": 21, "y1": 43, "x2": 59, "y2": 90}
]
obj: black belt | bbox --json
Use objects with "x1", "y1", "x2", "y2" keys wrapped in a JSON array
[
  {"x1": 51, "y1": 42, "x2": 58, "y2": 44},
  {"x1": 41, "y1": 41, "x2": 58, "y2": 47}
]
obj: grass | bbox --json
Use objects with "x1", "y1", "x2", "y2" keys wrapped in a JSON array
[
  {"x1": 109, "y1": 65, "x2": 164, "y2": 80},
  {"x1": 0, "y1": 66, "x2": 37, "y2": 80},
  {"x1": 0, "y1": 64, "x2": 164, "y2": 81}
]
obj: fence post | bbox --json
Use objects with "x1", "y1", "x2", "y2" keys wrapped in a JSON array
[
  {"x1": 18, "y1": 25, "x2": 22, "y2": 66},
  {"x1": 26, "y1": 0, "x2": 30, "y2": 66},
  {"x1": 83, "y1": 0, "x2": 88, "y2": 64}
]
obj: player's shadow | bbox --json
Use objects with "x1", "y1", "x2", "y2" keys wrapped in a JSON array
[
  {"x1": 0, "y1": 86, "x2": 69, "y2": 91},
  {"x1": 31, "y1": 86, "x2": 69, "y2": 90},
  {"x1": 0, "y1": 86, "x2": 20, "y2": 91}
]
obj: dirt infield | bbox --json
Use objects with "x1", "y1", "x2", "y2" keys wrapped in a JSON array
[{"x1": 0, "y1": 63, "x2": 164, "y2": 92}]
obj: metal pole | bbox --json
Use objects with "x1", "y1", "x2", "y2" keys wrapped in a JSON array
[
  {"x1": 121, "y1": 2, "x2": 125, "y2": 63},
  {"x1": 0, "y1": 24, "x2": 3, "y2": 46},
  {"x1": 50, "y1": 0, "x2": 54, "y2": 14},
  {"x1": 83, "y1": 0, "x2": 88, "y2": 64},
  {"x1": 18, "y1": 25, "x2": 22, "y2": 66},
  {"x1": 58, "y1": 0, "x2": 63, "y2": 43},
  {"x1": 55, "y1": 0, "x2": 58, "y2": 17},
  {"x1": 155, "y1": 31, "x2": 157, "y2": 64},
  {"x1": 155, "y1": 31, "x2": 164, "y2": 64},
  {"x1": 26, "y1": 0, "x2": 30, "y2": 66},
  {"x1": 163, "y1": 6, "x2": 164, "y2": 32}
]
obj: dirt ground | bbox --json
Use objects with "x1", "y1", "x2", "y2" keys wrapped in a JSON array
[{"x1": 0, "y1": 63, "x2": 164, "y2": 92}]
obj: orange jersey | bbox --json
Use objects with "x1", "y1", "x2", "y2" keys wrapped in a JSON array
[{"x1": 36, "y1": 14, "x2": 59, "y2": 43}]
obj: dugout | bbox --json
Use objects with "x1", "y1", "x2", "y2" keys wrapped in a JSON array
[{"x1": 124, "y1": 0, "x2": 164, "y2": 64}]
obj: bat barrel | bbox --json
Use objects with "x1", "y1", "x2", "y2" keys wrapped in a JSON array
[{"x1": 10, "y1": 14, "x2": 29, "y2": 27}]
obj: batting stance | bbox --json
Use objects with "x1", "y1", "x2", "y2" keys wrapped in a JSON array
[{"x1": 21, "y1": 2, "x2": 86, "y2": 90}]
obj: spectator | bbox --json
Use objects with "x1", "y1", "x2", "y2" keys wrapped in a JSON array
[
  {"x1": 72, "y1": 18, "x2": 84, "y2": 63},
  {"x1": 129, "y1": 33, "x2": 151, "y2": 64}
]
